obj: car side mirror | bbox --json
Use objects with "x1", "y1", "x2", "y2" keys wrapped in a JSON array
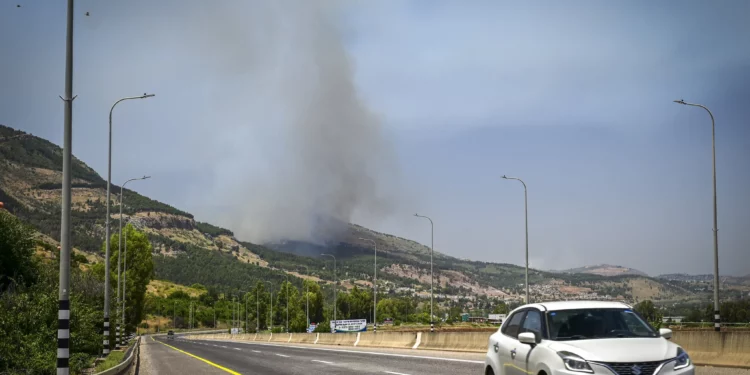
[
  {"x1": 659, "y1": 328, "x2": 673, "y2": 340},
  {"x1": 518, "y1": 332, "x2": 538, "y2": 345}
]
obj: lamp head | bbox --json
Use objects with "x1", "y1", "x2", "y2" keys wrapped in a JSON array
[
  {"x1": 673, "y1": 99, "x2": 686, "y2": 105},
  {"x1": 142, "y1": 93, "x2": 155, "y2": 98}
]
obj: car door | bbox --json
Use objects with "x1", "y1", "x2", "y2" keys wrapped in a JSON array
[
  {"x1": 495, "y1": 310, "x2": 526, "y2": 375},
  {"x1": 513, "y1": 309, "x2": 544, "y2": 375}
]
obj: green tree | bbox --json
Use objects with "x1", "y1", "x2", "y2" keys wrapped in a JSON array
[
  {"x1": 105, "y1": 224, "x2": 154, "y2": 332},
  {"x1": 634, "y1": 300, "x2": 662, "y2": 324},
  {"x1": 0, "y1": 209, "x2": 37, "y2": 288},
  {"x1": 492, "y1": 301, "x2": 509, "y2": 314}
]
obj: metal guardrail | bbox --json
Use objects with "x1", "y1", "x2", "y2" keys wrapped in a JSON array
[{"x1": 93, "y1": 337, "x2": 140, "y2": 375}]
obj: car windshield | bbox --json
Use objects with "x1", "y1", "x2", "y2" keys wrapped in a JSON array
[{"x1": 547, "y1": 308, "x2": 658, "y2": 341}]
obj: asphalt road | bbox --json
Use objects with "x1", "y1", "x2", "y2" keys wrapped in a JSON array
[
  {"x1": 142, "y1": 335, "x2": 748, "y2": 375},
  {"x1": 146, "y1": 335, "x2": 484, "y2": 375}
]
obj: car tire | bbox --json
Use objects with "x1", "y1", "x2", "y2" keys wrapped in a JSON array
[{"x1": 485, "y1": 366, "x2": 495, "y2": 375}]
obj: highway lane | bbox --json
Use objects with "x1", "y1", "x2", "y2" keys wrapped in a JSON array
[
  {"x1": 147, "y1": 335, "x2": 748, "y2": 375},
  {"x1": 153, "y1": 335, "x2": 484, "y2": 375},
  {"x1": 139, "y1": 335, "x2": 229, "y2": 375}
]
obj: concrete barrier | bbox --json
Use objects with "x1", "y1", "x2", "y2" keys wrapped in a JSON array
[
  {"x1": 673, "y1": 331, "x2": 750, "y2": 367},
  {"x1": 418, "y1": 331, "x2": 491, "y2": 352},
  {"x1": 270, "y1": 333, "x2": 292, "y2": 343},
  {"x1": 289, "y1": 333, "x2": 318, "y2": 344},
  {"x1": 255, "y1": 332, "x2": 271, "y2": 342},
  {"x1": 185, "y1": 330, "x2": 750, "y2": 368},
  {"x1": 316, "y1": 333, "x2": 357, "y2": 346},
  {"x1": 356, "y1": 332, "x2": 418, "y2": 349}
]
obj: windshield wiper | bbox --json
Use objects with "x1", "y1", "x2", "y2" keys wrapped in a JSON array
[{"x1": 556, "y1": 335, "x2": 587, "y2": 341}]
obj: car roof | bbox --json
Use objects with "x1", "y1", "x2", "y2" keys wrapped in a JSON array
[{"x1": 515, "y1": 300, "x2": 632, "y2": 312}]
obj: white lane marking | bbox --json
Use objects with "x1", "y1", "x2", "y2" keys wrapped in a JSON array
[
  {"x1": 312, "y1": 360, "x2": 334, "y2": 365},
  {"x1": 252, "y1": 350, "x2": 261, "y2": 353},
  {"x1": 220, "y1": 345, "x2": 228, "y2": 349},
  {"x1": 275, "y1": 353, "x2": 290, "y2": 358},
  {"x1": 230, "y1": 341, "x2": 484, "y2": 364},
  {"x1": 384, "y1": 372, "x2": 411, "y2": 375},
  {"x1": 187, "y1": 339, "x2": 485, "y2": 364},
  {"x1": 233, "y1": 348, "x2": 241, "y2": 351}
]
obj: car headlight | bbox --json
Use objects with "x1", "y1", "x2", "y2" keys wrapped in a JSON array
[
  {"x1": 674, "y1": 347, "x2": 691, "y2": 370},
  {"x1": 557, "y1": 351, "x2": 594, "y2": 373}
]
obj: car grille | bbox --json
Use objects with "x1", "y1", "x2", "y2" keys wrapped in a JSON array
[{"x1": 597, "y1": 361, "x2": 663, "y2": 375}]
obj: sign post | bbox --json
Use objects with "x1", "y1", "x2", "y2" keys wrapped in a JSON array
[{"x1": 330, "y1": 319, "x2": 367, "y2": 333}]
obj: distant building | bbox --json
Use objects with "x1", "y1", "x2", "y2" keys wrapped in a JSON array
[{"x1": 662, "y1": 316, "x2": 685, "y2": 323}]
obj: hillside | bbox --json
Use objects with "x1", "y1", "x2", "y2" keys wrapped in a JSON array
[
  {"x1": 0, "y1": 124, "x2": 708, "y2": 305},
  {"x1": 555, "y1": 264, "x2": 649, "y2": 277}
]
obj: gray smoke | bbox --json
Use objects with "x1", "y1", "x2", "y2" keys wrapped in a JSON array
[{"x1": 176, "y1": 1, "x2": 399, "y2": 244}]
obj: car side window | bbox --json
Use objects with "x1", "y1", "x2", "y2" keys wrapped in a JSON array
[
  {"x1": 502, "y1": 311, "x2": 526, "y2": 338},
  {"x1": 519, "y1": 309, "x2": 543, "y2": 341}
]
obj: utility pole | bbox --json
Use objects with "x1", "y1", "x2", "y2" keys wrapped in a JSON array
[
  {"x1": 264, "y1": 281, "x2": 273, "y2": 331},
  {"x1": 58, "y1": 0, "x2": 75, "y2": 372},
  {"x1": 674, "y1": 99, "x2": 722, "y2": 332},
  {"x1": 284, "y1": 274, "x2": 289, "y2": 333},
  {"x1": 115, "y1": 176, "x2": 149, "y2": 349},
  {"x1": 321, "y1": 254, "x2": 337, "y2": 332},
  {"x1": 104, "y1": 92, "x2": 154, "y2": 355},
  {"x1": 501, "y1": 175, "x2": 530, "y2": 304},
  {"x1": 299, "y1": 266, "x2": 310, "y2": 331},
  {"x1": 121, "y1": 229, "x2": 127, "y2": 347},
  {"x1": 359, "y1": 238, "x2": 378, "y2": 332},
  {"x1": 414, "y1": 214, "x2": 435, "y2": 332}
]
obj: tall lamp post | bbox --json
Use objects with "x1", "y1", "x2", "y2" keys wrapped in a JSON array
[
  {"x1": 256, "y1": 285, "x2": 261, "y2": 332},
  {"x1": 299, "y1": 266, "x2": 310, "y2": 331},
  {"x1": 104, "y1": 93, "x2": 154, "y2": 354},
  {"x1": 414, "y1": 213, "x2": 435, "y2": 332},
  {"x1": 264, "y1": 281, "x2": 273, "y2": 331},
  {"x1": 284, "y1": 274, "x2": 290, "y2": 333},
  {"x1": 501, "y1": 175, "x2": 529, "y2": 304},
  {"x1": 115, "y1": 175, "x2": 150, "y2": 349},
  {"x1": 321, "y1": 254, "x2": 337, "y2": 332},
  {"x1": 58, "y1": 1, "x2": 74, "y2": 371},
  {"x1": 674, "y1": 99, "x2": 721, "y2": 332},
  {"x1": 359, "y1": 238, "x2": 378, "y2": 332}
]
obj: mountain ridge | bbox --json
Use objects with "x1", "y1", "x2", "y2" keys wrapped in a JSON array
[{"x1": 0, "y1": 124, "x2": 717, "y2": 304}]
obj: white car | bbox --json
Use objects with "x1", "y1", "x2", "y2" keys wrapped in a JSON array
[{"x1": 485, "y1": 301, "x2": 694, "y2": 375}]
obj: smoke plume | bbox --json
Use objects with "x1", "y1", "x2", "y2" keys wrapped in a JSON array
[{"x1": 176, "y1": 1, "x2": 399, "y2": 244}]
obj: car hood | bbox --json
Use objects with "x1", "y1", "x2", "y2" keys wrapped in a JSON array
[{"x1": 547, "y1": 338, "x2": 678, "y2": 362}]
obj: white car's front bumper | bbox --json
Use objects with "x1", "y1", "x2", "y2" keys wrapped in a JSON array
[{"x1": 548, "y1": 362, "x2": 695, "y2": 375}]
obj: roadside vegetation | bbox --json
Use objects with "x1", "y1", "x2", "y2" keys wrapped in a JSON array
[{"x1": 0, "y1": 209, "x2": 153, "y2": 374}]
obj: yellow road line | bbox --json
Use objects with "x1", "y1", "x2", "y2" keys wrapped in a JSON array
[{"x1": 151, "y1": 336, "x2": 241, "y2": 375}]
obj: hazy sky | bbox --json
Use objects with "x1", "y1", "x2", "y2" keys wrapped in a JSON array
[{"x1": 2, "y1": 1, "x2": 749, "y2": 276}]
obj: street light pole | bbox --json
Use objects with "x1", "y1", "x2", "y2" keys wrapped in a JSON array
[
  {"x1": 104, "y1": 93, "x2": 154, "y2": 354},
  {"x1": 116, "y1": 175, "x2": 150, "y2": 349},
  {"x1": 502, "y1": 175, "x2": 529, "y2": 304},
  {"x1": 264, "y1": 281, "x2": 273, "y2": 331},
  {"x1": 359, "y1": 238, "x2": 378, "y2": 332},
  {"x1": 58, "y1": 0, "x2": 75, "y2": 371},
  {"x1": 284, "y1": 274, "x2": 289, "y2": 333},
  {"x1": 414, "y1": 214, "x2": 435, "y2": 332},
  {"x1": 674, "y1": 99, "x2": 721, "y2": 332},
  {"x1": 321, "y1": 254, "x2": 337, "y2": 332},
  {"x1": 299, "y1": 266, "x2": 310, "y2": 331}
]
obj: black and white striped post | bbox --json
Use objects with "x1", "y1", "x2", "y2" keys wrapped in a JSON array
[{"x1": 57, "y1": 0, "x2": 75, "y2": 373}]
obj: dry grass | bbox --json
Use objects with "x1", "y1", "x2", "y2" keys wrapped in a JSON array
[{"x1": 147, "y1": 280, "x2": 207, "y2": 298}]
